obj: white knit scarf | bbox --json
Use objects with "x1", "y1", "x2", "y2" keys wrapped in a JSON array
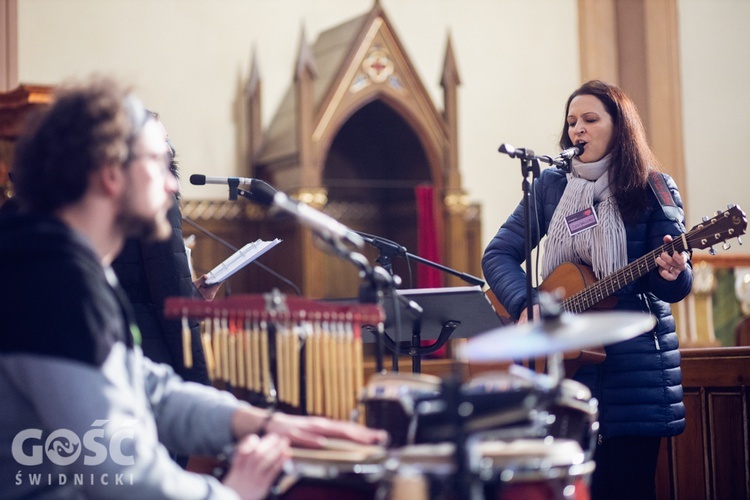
[{"x1": 541, "y1": 154, "x2": 628, "y2": 280}]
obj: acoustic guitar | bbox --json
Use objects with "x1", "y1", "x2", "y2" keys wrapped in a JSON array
[{"x1": 487, "y1": 205, "x2": 747, "y2": 373}]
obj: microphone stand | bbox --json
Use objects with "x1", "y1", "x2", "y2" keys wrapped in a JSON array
[
  {"x1": 498, "y1": 145, "x2": 540, "y2": 327},
  {"x1": 355, "y1": 231, "x2": 485, "y2": 287},
  {"x1": 498, "y1": 144, "x2": 572, "y2": 370},
  {"x1": 356, "y1": 231, "x2": 485, "y2": 373}
]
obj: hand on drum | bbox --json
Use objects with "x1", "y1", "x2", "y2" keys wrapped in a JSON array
[
  {"x1": 222, "y1": 433, "x2": 291, "y2": 500},
  {"x1": 265, "y1": 412, "x2": 388, "y2": 449}
]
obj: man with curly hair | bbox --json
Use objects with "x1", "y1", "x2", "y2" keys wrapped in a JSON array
[{"x1": 0, "y1": 76, "x2": 384, "y2": 499}]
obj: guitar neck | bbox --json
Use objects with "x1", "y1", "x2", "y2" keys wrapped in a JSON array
[
  {"x1": 562, "y1": 236, "x2": 686, "y2": 313},
  {"x1": 554, "y1": 205, "x2": 746, "y2": 313}
]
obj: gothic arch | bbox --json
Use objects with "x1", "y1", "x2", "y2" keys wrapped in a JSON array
[{"x1": 240, "y1": 2, "x2": 480, "y2": 297}]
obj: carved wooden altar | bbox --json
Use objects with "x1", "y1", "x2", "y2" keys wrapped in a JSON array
[{"x1": 181, "y1": 3, "x2": 482, "y2": 299}]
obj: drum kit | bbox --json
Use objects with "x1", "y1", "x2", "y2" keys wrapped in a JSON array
[{"x1": 274, "y1": 310, "x2": 656, "y2": 500}]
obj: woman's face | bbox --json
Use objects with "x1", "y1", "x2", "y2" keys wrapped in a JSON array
[{"x1": 566, "y1": 94, "x2": 614, "y2": 163}]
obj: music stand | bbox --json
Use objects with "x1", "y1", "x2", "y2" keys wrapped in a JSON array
[{"x1": 362, "y1": 285, "x2": 509, "y2": 373}]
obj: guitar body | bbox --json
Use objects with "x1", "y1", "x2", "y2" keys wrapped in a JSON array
[
  {"x1": 484, "y1": 263, "x2": 612, "y2": 376},
  {"x1": 540, "y1": 263, "x2": 610, "y2": 374},
  {"x1": 540, "y1": 262, "x2": 617, "y2": 311}
]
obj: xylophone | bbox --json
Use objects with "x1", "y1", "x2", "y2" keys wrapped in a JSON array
[{"x1": 164, "y1": 290, "x2": 384, "y2": 421}]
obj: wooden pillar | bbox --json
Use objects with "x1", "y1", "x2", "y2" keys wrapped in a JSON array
[
  {"x1": 295, "y1": 28, "x2": 318, "y2": 189},
  {"x1": 644, "y1": 0, "x2": 686, "y2": 212},
  {"x1": 578, "y1": 0, "x2": 686, "y2": 207},
  {"x1": 577, "y1": 0, "x2": 619, "y2": 83},
  {"x1": 246, "y1": 49, "x2": 262, "y2": 175},
  {"x1": 441, "y1": 35, "x2": 461, "y2": 191},
  {"x1": 0, "y1": 0, "x2": 18, "y2": 92},
  {"x1": 443, "y1": 193, "x2": 470, "y2": 287}
]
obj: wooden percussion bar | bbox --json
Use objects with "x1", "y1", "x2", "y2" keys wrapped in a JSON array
[{"x1": 165, "y1": 291, "x2": 385, "y2": 420}]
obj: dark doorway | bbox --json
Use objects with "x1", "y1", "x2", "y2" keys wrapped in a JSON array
[{"x1": 323, "y1": 100, "x2": 433, "y2": 290}]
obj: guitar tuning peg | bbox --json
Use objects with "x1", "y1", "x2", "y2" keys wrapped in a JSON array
[
  {"x1": 702, "y1": 216, "x2": 709, "y2": 222},
  {"x1": 716, "y1": 210, "x2": 723, "y2": 216},
  {"x1": 723, "y1": 242, "x2": 731, "y2": 251},
  {"x1": 739, "y1": 237, "x2": 743, "y2": 246},
  {"x1": 709, "y1": 246, "x2": 717, "y2": 256},
  {"x1": 728, "y1": 203, "x2": 736, "y2": 209}
]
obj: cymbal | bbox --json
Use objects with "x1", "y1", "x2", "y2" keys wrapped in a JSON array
[{"x1": 457, "y1": 311, "x2": 656, "y2": 362}]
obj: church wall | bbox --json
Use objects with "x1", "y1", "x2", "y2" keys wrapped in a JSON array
[{"x1": 15, "y1": 0, "x2": 750, "y2": 261}]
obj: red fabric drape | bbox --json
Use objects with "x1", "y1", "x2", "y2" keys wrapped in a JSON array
[{"x1": 415, "y1": 184, "x2": 442, "y2": 288}]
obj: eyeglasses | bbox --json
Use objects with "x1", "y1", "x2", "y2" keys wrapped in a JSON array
[{"x1": 129, "y1": 151, "x2": 174, "y2": 177}]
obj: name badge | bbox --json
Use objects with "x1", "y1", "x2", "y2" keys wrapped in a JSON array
[{"x1": 565, "y1": 207, "x2": 598, "y2": 236}]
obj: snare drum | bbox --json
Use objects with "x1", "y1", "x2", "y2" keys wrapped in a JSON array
[
  {"x1": 276, "y1": 442, "x2": 387, "y2": 500},
  {"x1": 470, "y1": 438, "x2": 594, "y2": 500},
  {"x1": 359, "y1": 372, "x2": 442, "y2": 447}
]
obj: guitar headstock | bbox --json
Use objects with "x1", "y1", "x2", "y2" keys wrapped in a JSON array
[{"x1": 687, "y1": 205, "x2": 747, "y2": 252}]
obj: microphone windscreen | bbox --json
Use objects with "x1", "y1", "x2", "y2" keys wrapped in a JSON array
[
  {"x1": 189, "y1": 174, "x2": 206, "y2": 185},
  {"x1": 248, "y1": 180, "x2": 278, "y2": 206}
]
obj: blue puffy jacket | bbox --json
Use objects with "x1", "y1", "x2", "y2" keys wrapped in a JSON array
[{"x1": 482, "y1": 167, "x2": 691, "y2": 439}]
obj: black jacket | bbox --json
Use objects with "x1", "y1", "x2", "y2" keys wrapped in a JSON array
[
  {"x1": 0, "y1": 213, "x2": 128, "y2": 364},
  {"x1": 112, "y1": 200, "x2": 210, "y2": 384}
]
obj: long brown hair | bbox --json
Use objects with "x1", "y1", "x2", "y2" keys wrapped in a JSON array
[{"x1": 559, "y1": 80, "x2": 659, "y2": 221}]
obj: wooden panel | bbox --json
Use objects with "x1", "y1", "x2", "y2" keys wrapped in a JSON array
[
  {"x1": 709, "y1": 392, "x2": 748, "y2": 499},
  {"x1": 680, "y1": 347, "x2": 750, "y2": 386},
  {"x1": 668, "y1": 390, "x2": 707, "y2": 498},
  {"x1": 658, "y1": 347, "x2": 750, "y2": 500}
]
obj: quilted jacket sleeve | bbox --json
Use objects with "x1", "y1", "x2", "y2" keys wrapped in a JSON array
[{"x1": 482, "y1": 168, "x2": 567, "y2": 320}]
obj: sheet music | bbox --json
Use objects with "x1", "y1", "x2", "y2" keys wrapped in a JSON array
[{"x1": 204, "y1": 239, "x2": 282, "y2": 285}]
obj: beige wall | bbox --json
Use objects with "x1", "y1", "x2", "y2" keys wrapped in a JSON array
[
  {"x1": 15, "y1": 0, "x2": 750, "y2": 255},
  {"x1": 679, "y1": 0, "x2": 750, "y2": 236}
]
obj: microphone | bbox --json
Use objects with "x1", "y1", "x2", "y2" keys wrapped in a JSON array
[
  {"x1": 355, "y1": 231, "x2": 407, "y2": 257},
  {"x1": 242, "y1": 181, "x2": 364, "y2": 250},
  {"x1": 552, "y1": 143, "x2": 584, "y2": 173},
  {"x1": 190, "y1": 174, "x2": 257, "y2": 186},
  {"x1": 555, "y1": 143, "x2": 585, "y2": 161}
]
